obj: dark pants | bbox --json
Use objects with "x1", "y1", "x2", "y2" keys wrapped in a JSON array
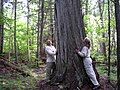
[{"x1": 46, "y1": 62, "x2": 56, "y2": 81}]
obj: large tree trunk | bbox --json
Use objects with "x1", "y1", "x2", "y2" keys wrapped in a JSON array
[
  {"x1": 54, "y1": 0, "x2": 89, "y2": 89},
  {"x1": 114, "y1": 0, "x2": 120, "y2": 89},
  {"x1": 0, "y1": 0, "x2": 4, "y2": 54}
]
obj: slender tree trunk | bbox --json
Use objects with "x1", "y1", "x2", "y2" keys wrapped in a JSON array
[
  {"x1": 107, "y1": 0, "x2": 111, "y2": 81},
  {"x1": 27, "y1": 0, "x2": 30, "y2": 61},
  {"x1": 85, "y1": 0, "x2": 88, "y2": 15},
  {"x1": 0, "y1": 0, "x2": 4, "y2": 54},
  {"x1": 54, "y1": 0, "x2": 90, "y2": 89},
  {"x1": 39, "y1": 0, "x2": 45, "y2": 59},
  {"x1": 14, "y1": 0, "x2": 18, "y2": 62},
  {"x1": 115, "y1": 0, "x2": 120, "y2": 89},
  {"x1": 8, "y1": 37, "x2": 11, "y2": 61},
  {"x1": 49, "y1": 0, "x2": 54, "y2": 42},
  {"x1": 37, "y1": 0, "x2": 41, "y2": 66},
  {"x1": 98, "y1": 0, "x2": 107, "y2": 62},
  {"x1": 111, "y1": 30, "x2": 116, "y2": 55}
]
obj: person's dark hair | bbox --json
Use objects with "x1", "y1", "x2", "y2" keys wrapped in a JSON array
[{"x1": 83, "y1": 37, "x2": 91, "y2": 49}]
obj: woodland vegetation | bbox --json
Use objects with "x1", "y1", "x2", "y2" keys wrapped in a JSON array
[{"x1": 0, "y1": 0, "x2": 120, "y2": 90}]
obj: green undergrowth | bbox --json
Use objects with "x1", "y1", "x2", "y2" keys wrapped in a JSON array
[
  {"x1": 0, "y1": 74, "x2": 37, "y2": 90},
  {"x1": 0, "y1": 58, "x2": 117, "y2": 90},
  {"x1": 0, "y1": 61, "x2": 45, "y2": 90},
  {"x1": 97, "y1": 64, "x2": 117, "y2": 81}
]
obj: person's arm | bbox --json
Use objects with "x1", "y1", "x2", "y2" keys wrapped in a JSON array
[
  {"x1": 76, "y1": 46, "x2": 88, "y2": 57},
  {"x1": 45, "y1": 47, "x2": 56, "y2": 55},
  {"x1": 77, "y1": 51, "x2": 85, "y2": 57}
]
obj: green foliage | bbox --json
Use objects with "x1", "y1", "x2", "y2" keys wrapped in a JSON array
[
  {"x1": 0, "y1": 73, "x2": 37, "y2": 90},
  {"x1": 97, "y1": 65, "x2": 108, "y2": 76},
  {"x1": 0, "y1": 13, "x2": 4, "y2": 24},
  {"x1": 97, "y1": 65, "x2": 117, "y2": 81},
  {"x1": 0, "y1": 62, "x2": 45, "y2": 90}
]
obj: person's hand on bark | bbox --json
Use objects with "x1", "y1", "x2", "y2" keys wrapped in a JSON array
[{"x1": 75, "y1": 49, "x2": 80, "y2": 54}]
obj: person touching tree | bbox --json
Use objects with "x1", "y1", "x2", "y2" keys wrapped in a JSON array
[
  {"x1": 45, "y1": 40, "x2": 57, "y2": 83},
  {"x1": 76, "y1": 37, "x2": 100, "y2": 90}
]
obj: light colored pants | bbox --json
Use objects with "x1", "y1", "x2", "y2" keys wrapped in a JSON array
[
  {"x1": 46, "y1": 62, "x2": 56, "y2": 81},
  {"x1": 84, "y1": 58, "x2": 99, "y2": 85}
]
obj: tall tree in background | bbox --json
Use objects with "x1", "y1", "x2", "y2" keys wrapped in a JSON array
[
  {"x1": 27, "y1": 0, "x2": 30, "y2": 61},
  {"x1": 107, "y1": 0, "x2": 111, "y2": 81},
  {"x1": 37, "y1": 0, "x2": 41, "y2": 65},
  {"x1": 39, "y1": 0, "x2": 45, "y2": 58},
  {"x1": 37, "y1": 0, "x2": 45, "y2": 65},
  {"x1": 14, "y1": 0, "x2": 18, "y2": 62},
  {"x1": 0, "y1": 0, "x2": 4, "y2": 54},
  {"x1": 114, "y1": 0, "x2": 120, "y2": 89},
  {"x1": 54, "y1": 0, "x2": 88, "y2": 89},
  {"x1": 98, "y1": 0, "x2": 107, "y2": 62},
  {"x1": 85, "y1": 0, "x2": 88, "y2": 15},
  {"x1": 49, "y1": 0, "x2": 54, "y2": 41}
]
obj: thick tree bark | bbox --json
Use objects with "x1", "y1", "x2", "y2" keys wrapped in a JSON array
[
  {"x1": 54, "y1": 0, "x2": 90, "y2": 89},
  {"x1": 114, "y1": 0, "x2": 120, "y2": 89},
  {"x1": 0, "y1": 0, "x2": 4, "y2": 54}
]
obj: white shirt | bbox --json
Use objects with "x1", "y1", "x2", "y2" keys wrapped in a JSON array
[
  {"x1": 45, "y1": 45, "x2": 56, "y2": 62},
  {"x1": 78, "y1": 46, "x2": 90, "y2": 58},
  {"x1": 78, "y1": 46, "x2": 92, "y2": 66}
]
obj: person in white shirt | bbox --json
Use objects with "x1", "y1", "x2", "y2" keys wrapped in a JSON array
[
  {"x1": 45, "y1": 40, "x2": 56, "y2": 82},
  {"x1": 76, "y1": 37, "x2": 100, "y2": 90}
]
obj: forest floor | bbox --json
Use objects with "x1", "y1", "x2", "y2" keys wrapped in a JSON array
[
  {"x1": 37, "y1": 73, "x2": 116, "y2": 90},
  {"x1": 0, "y1": 54, "x2": 46, "y2": 90},
  {"x1": 37, "y1": 64, "x2": 117, "y2": 90},
  {"x1": 0, "y1": 55, "x2": 117, "y2": 90}
]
